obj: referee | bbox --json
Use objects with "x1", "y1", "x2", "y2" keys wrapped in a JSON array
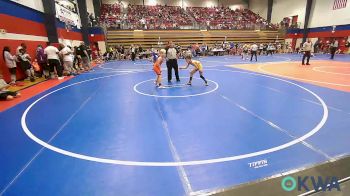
[
  {"x1": 330, "y1": 39, "x2": 338, "y2": 59},
  {"x1": 166, "y1": 41, "x2": 180, "y2": 83},
  {"x1": 302, "y1": 39, "x2": 312, "y2": 65},
  {"x1": 250, "y1": 42, "x2": 258, "y2": 62}
]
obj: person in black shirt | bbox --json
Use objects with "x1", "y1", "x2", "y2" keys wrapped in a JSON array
[
  {"x1": 138, "y1": 45, "x2": 143, "y2": 59},
  {"x1": 131, "y1": 45, "x2": 136, "y2": 61},
  {"x1": 77, "y1": 42, "x2": 91, "y2": 71},
  {"x1": 165, "y1": 41, "x2": 180, "y2": 83}
]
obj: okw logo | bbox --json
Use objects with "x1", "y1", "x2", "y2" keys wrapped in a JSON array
[{"x1": 281, "y1": 176, "x2": 341, "y2": 192}]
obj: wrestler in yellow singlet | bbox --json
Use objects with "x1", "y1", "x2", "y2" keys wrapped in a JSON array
[
  {"x1": 180, "y1": 55, "x2": 208, "y2": 86},
  {"x1": 191, "y1": 60, "x2": 203, "y2": 72}
]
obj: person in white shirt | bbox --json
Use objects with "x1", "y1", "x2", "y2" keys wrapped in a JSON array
[
  {"x1": 59, "y1": 44, "x2": 76, "y2": 75},
  {"x1": 242, "y1": 44, "x2": 249, "y2": 60},
  {"x1": 250, "y1": 43, "x2": 258, "y2": 62},
  {"x1": 140, "y1": 18, "x2": 146, "y2": 29},
  {"x1": 267, "y1": 43, "x2": 273, "y2": 56},
  {"x1": 302, "y1": 39, "x2": 312, "y2": 65},
  {"x1": 277, "y1": 43, "x2": 282, "y2": 53},
  {"x1": 330, "y1": 39, "x2": 338, "y2": 59},
  {"x1": 271, "y1": 44, "x2": 276, "y2": 54},
  {"x1": 16, "y1": 43, "x2": 26, "y2": 56},
  {"x1": 2, "y1": 46, "x2": 17, "y2": 84},
  {"x1": 285, "y1": 42, "x2": 290, "y2": 53},
  {"x1": 19, "y1": 48, "x2": 35, "y2": 82},
  {"x1": 44, "y1": 42, "x2": 64, "y2": 79},
  {"x1": 15, "y1": 43, "x2": 26, "y2": 71}
]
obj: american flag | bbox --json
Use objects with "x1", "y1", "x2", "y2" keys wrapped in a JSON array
[{"x1": 333, "y1": 0, "x2": 347, "y2": 10}]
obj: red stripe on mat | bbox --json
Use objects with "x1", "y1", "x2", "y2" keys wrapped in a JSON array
[{"x1": 0, "y1": 76, "x2": 74, "y2": 112}]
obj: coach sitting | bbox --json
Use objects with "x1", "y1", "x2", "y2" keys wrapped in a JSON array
[{"x1": 166, "y1": 41, "x2": 180, "y2": 83}]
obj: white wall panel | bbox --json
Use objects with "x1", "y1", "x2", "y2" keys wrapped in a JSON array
[
  {"x1": 10, "y1": 0, "x2": 44, "y2": 12},
  {"x1": 86, "y1": 0, "x2": 95, "y2": 15},
  {"x1": 249, "y1": 0, "x2": 267, "y2": 19},
  {"x1": 309, "y1": 0, "x2": 350, "y2": 28},
  {"x1": 271, "y1": 0, "x2": 306, "y2": 27}
]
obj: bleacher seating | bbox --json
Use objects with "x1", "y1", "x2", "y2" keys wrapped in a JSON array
[
  {"x1": 100, "y1": 4, "x2": 282, "y2": 49},
  {"x1": 100, "y1": 3, "x2": 122, "y2": 27},
  {"x1": 186, "y1": 7, "x2": 276, "y2": 30},
  {"x1": 100, "y1": 3, "x2": 277, "y2": 30},
  {"x1": 125, "y1": 5, "x2": 193, "y2": 29}
]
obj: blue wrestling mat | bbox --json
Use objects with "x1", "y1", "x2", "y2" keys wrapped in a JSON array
[{"x1": 1, "y1": 54, "x2": 350, "y2": 195}]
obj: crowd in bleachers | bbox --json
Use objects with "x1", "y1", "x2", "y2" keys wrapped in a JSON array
[
  {"x1": 187, "y1": 7, "x2": 276, "y2": 30},
  {"x1": 125, "y1": 5, "x2": 193, "y2": 29},
  {"x1": 99, "y1": 3, "x2": 123, "y2": 28},
  {"x1": 99, "y1": 3, "x2": 277, "y2": 30}
]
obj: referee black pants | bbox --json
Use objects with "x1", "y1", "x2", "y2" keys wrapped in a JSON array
[
  {"x1": 330, "y1": 47, "x2": 337, "y2": 59},
  {"x1": 302, "y1": 51, "x2": 311, "y2": 65},
  {"x1": 250, "y1": 51, "x2": 257, "y2": 61},
  {"x1": 166, "y1": 59, "x2": 180, "y2": 82},
  {"x1": 131, "y1": 52, "x2": 136, "y2": 61}
]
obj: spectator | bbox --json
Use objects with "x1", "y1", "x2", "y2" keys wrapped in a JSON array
[
  {"x1": 345, "y1": 39, "x2": 350, "y2": 54},
  {"x1": 15, "y1": 43, "x2": 27, "y2": 71},
  {"x1": 3, "y1": 46, "x2": 17, "y2": 85},
  {"x1": 73, "y1": 46, "x2": 83, "y2": 72},
  {"x1": 16, "y1": 43, "x2": 26, "y2": 56},
  {"x1": 76, "y1": 42, "x2": 91, "y2": 71},
  {"x1": 314, "y1": 39, "x2": 320, "y2": 54},
  {"x1": 36, "y1": 45, "x2": 48, "y2": 78},
  {"x1": 258, "y1": 43, "x2": 263, "y2": 55},
  {"x1": 59, "y1": 44, "x2": 76, "y2": 76},
  {"x1": 87, "y1": 45, "x2": 92, "y2": 60},
  {"x1": 100, "y1": 4, "x2": 276, "y2": 30},
  {"x1": 0, "y1": 78, "x2": 21, "y2": 101},
  {"x1": 44, "y1": 42, "x2": 64, "y2": 79},
  {"x1": 18, "y1": 48, "x2": 35, "y2": 82},
  {"x1": 267, "y1": 43, "x2": 274, "y2": 56},
  {"x1": 88, "y1": 13, "x2": 96, "y2": 27}
]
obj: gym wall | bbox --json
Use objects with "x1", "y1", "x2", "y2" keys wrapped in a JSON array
[
  {"x1": 86, "y1": 0, "x2": 95, "y2": 15},
  {"x1": 249, "y1": 0, "x2": 268, "y2": 20},
  {"x1": 309, "y1": 0, "x2": 350, "y2": 28},
  {"x1": 248, "y1": 0, "x2": 350, "y2": 47}
]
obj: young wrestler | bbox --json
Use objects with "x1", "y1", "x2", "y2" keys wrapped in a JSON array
[
  {"x1": 180, "y1": 55, "x2": 208, "y2": 86},
  {"x1": 153, "y1": 49, "x2": 166, "y2": 88},
  {"x1": 242, "y1": 44, "x2": 249, "y2": 60},
  {"x1": 151, "y1": 48, "x2": 158, "y2": 63}
]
